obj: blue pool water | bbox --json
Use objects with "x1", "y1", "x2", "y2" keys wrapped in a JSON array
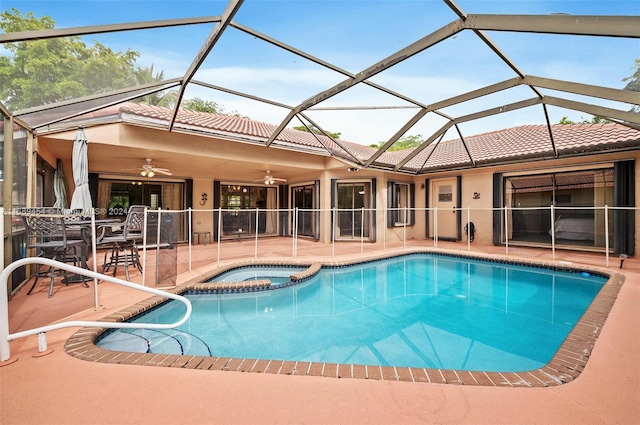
[
  {"x1": 209, "y1": 265, "x2": 306, "y2": 285},
  {"x1": 97, "y1": 254, "x2": 607, "y2": 372}
]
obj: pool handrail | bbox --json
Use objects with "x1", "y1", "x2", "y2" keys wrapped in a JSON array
[{"x1": 0, "y1": 257, "x2": 192, "y2": 363}]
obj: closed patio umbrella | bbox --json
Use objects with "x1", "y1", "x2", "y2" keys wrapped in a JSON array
[
  {"x1": 53, "y1": 159, "x2": 67, "y2": 209},
  {"x1": 69, "y1": 127, "x2": 92, "y2": 215}
]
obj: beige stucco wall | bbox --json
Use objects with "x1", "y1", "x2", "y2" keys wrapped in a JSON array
[
  {"x1": 34, "y1": 122, "x2": 640, "y2": 254},
  {"x1": 415, "y1": 150, "x2": 640, "y2": 249},
  {"x1": 191, "y1": 179, "x2": 214, "y2": 237}
]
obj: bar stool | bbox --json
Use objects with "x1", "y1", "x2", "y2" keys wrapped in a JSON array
[{"x1": 97, "y1": 205, "x2": 146, "y2": 281}]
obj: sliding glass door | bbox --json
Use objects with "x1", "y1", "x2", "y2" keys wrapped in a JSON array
[
  {"x1": 292, "y1": 184, "x2": 315, "y2": 237},
  {"x1": 220, "y1": 184, "x2": 278, "y2": 237},
  {"x1": 335, "y1": 182, "x2": 371, "y2": 240}
]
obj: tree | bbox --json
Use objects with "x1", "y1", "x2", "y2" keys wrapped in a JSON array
[
  {"x1": 0, "y1": 9, "x2": 242, "y2": 116},
  {"x1": 558, "y1": 116, "x2": 609, "y2": 124},
  {"x1": 181, "y1": 97, "x2": 224, "y2": 113},
  {"x1": 370, "y1": 134, "x2": 422, "y2": 151},
  {"x1": 133, "y1": 64, "x2": 177, "y2": 107},
  {"x1": 622, "y1": 59, "x2": 640, "y2": 92},
  {"x1": 292, "y1": 125, "x2": 341, "y2": 139},
  {"x1": 558, "y1": 116, "x2": 575, "y2": 124},
  {"x1": 622, "y1": 59, "x2": 640, "y2": 112},
  {"x1": 0, "y1": 8, "x2": 139, "y2": 110},
  {"x1": 181, "y1": 97, "x2": 247, "y2": 117}
]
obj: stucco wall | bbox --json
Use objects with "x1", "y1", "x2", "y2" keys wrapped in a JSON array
[{"x1": 33, "y1": 124, "x2": 640, "y2": 254}]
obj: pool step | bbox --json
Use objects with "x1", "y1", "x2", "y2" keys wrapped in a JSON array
[{"x1": 98, "y1": 328, "x2": 211, "y2": 356}]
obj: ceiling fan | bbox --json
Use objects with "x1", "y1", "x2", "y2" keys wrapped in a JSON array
[
  {"x1": 254, "y1": 170, "x2": 286, "y2": 185},
  {"x1": 137, "y1": 158, "x2": 172, "y2": 177}
]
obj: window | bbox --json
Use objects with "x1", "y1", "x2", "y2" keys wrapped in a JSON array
[
  {"x1": 438, "y1": 185, "x2": 452, "y2": 202},
  {"x1": 387, "y1": 181, "x2": 415, "y2": 227}
]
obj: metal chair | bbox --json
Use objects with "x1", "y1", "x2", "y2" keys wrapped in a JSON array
[
  {"x1": 97, "y1": 205, "x2": 146, "y2": 281},
  {"x1": 20, "y1": 209, "x2": 86, "y2": 297}
]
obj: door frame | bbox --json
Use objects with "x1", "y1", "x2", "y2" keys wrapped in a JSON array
[
  {"x1": 290, "y1": 180, "x2": 320, "y2": 239},
  {"x1": 427, "y1": 176, "x2": 462, "y2": 241}
]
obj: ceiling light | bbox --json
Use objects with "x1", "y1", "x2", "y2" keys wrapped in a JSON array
[
  {"x1": 140, "y1": 170, "x2": 147, "y2": 177},
  {"x1": 148, "y1": 170, "x2": 155, "y2": 178}
]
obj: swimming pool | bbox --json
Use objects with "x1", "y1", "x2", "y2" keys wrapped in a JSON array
[
  {"x1": 96, "y1": 253, "x2": 608, "y2": 373},
  {"x1": 208, "y1": 265, "x2": 307, "y2": 285}
]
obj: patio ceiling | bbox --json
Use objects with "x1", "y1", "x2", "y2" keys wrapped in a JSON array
[{"x1": 1, "y1": 0, "x2": 639, "y2": 175}]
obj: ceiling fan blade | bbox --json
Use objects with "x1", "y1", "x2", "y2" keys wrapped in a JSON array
[{"x1": 152, "y1": 168, "x2": 172, "y2": 176}]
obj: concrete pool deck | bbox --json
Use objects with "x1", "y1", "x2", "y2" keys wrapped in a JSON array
[{"x1": 1, "y1": 239, "x2": 639, "y2": 424}]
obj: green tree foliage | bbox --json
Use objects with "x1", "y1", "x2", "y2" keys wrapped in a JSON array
[
  {"x1": 622, "y1": 59, "x2": 640, "y2": 92},
  {"x1": 558, "y1": 116, "x2": 575, "y2": 124},
  {"x1": 292, "y1": 125, "x2": 341, "y2": 139},
  {"x1": 558, "y1": 116, "x2": 610, "y2": 124},
  {"x1": 0, "y1": 8, "x2": 139, "y2": 110},
  {"x1": 181, "y1": 97, "x2": 247, "y2": 117},
  {"x1": 369, "y1": 134, "x2": 422, "y2": 151},
  {"x1": 134, "y1": 64, "x2": 176, "y2": 107},
  {"x1": 622, "y1": 59, "x2": 640, "y2": 112},
  {"x1": 181, "y1": 97, "x2": 223, "y2": 113}
]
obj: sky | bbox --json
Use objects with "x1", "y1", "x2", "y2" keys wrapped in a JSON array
[{"x1": 2, "y1": 0, "x2": 639, "y2": 145}]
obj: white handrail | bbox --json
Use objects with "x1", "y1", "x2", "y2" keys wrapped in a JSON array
[{"x1": 1, "y1": 257, "x2": 192, "y2": 362}]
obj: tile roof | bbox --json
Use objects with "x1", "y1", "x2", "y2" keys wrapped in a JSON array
[
  {"x1": 112, "y1": 103, "x2": 640, "y2": 174},
  {"x1": 401, "y1": 123, "x2": 640, "y2": 172}
]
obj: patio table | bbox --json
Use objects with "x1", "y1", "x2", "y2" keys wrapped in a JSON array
[{"x1": 63, "y1": 218, "x2": 122, "y2": 282}]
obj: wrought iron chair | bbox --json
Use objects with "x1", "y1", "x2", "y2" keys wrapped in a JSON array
[
  {"x1": 20, "y1": 208, "x2": 86, "y2": 297},
  {"x1": 97, "y1": 205, "x2": 146, "y2": 281}
]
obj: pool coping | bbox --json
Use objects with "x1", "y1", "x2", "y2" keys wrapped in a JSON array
[{"x1": 64, "y1": 248, "x2": 624, "y2": 387}]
